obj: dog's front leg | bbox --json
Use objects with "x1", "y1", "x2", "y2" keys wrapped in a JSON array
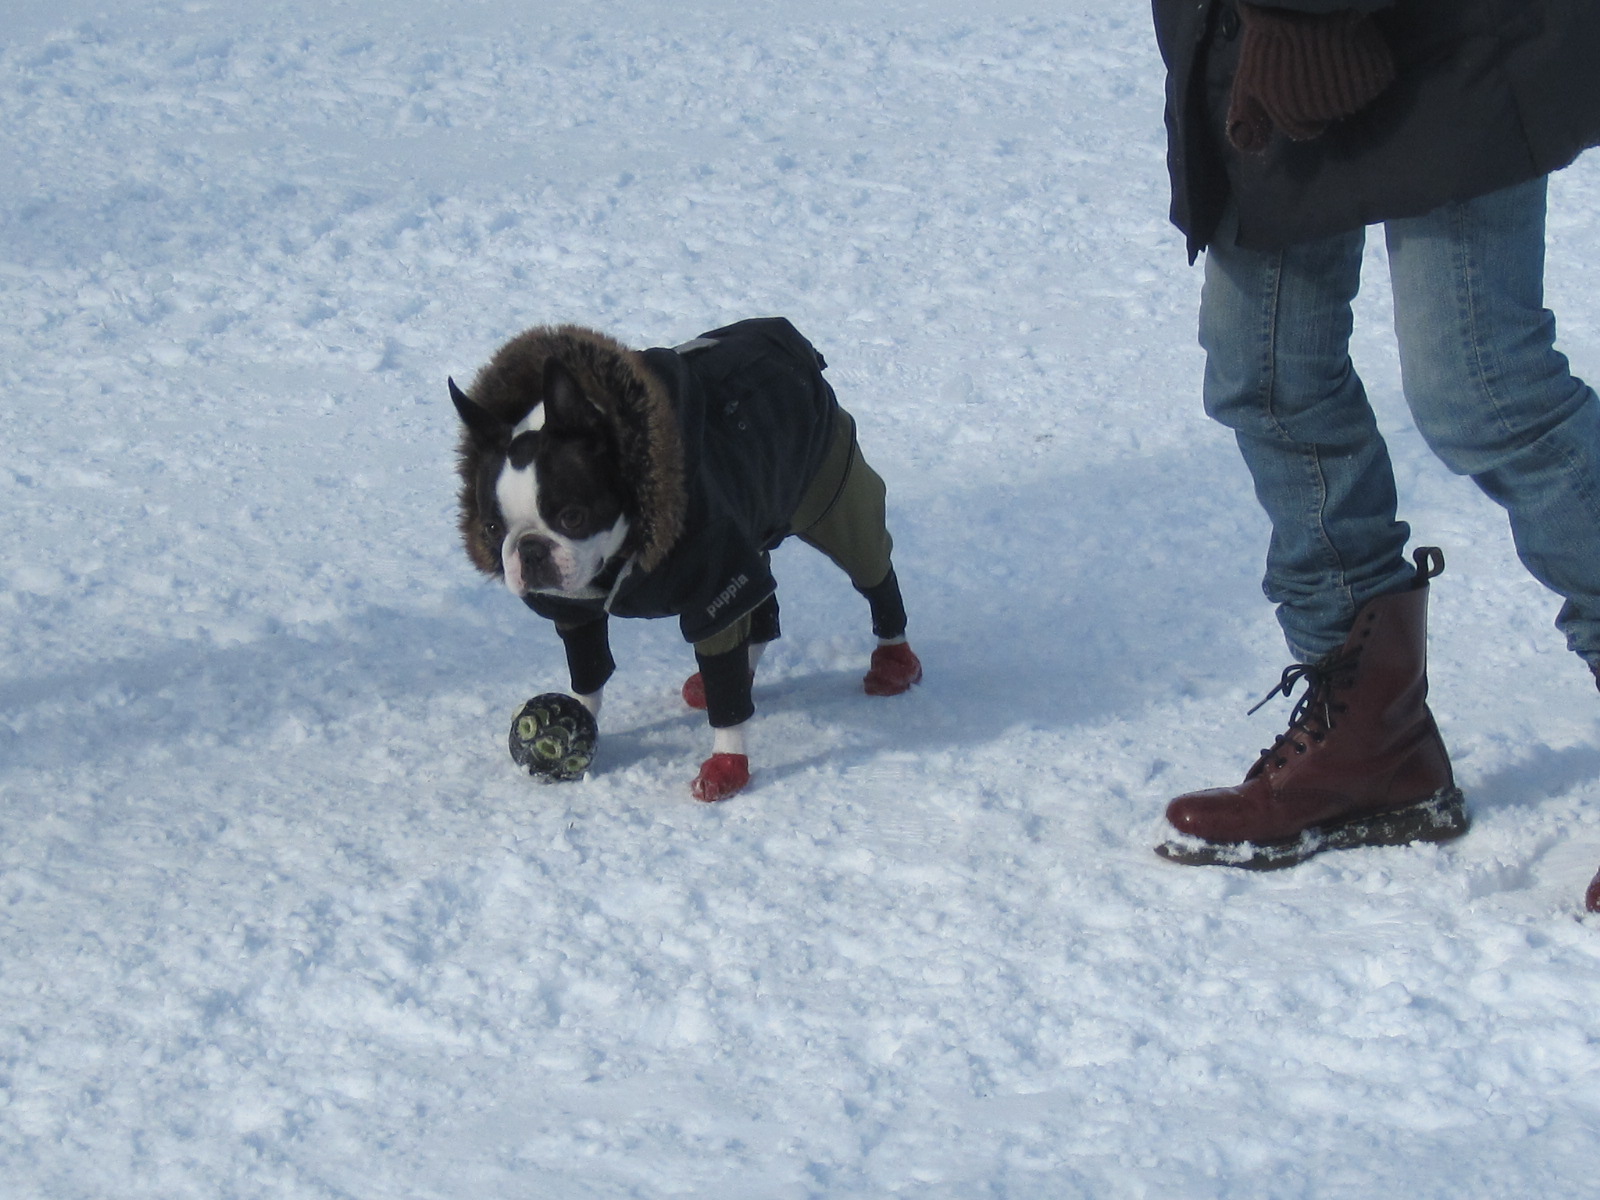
[
  {"x1": 690, "y1": 644, "x2": 755, "y2": 802},
  {"x1": 556, "y1": 616, "x2": 614, "y2": 722}
]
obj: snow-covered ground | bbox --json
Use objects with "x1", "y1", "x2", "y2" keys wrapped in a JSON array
[{"x1": 4, "y1": 1, "x2": 1600, "y2": 1195}]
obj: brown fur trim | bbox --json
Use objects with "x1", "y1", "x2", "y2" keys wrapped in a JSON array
[{"x1": 454, "y1": 325, "x2": 686, "y2": 577}]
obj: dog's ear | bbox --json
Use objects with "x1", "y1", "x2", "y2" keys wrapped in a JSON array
[
  {"x1": 449, "y1": 377, "x2": 511, "y2": 450},
  {"x1": 541, "y1": 359, "x2": 606, "y2": 436}
]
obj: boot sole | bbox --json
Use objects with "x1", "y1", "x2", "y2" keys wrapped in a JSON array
[{"x1": 1154, "y1": 786, "x2": 1469, "y2": 871}]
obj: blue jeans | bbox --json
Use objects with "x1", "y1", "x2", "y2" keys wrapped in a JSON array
[{"x1": 1200, "y1": 176, "x2": 1600, "y2": 665}]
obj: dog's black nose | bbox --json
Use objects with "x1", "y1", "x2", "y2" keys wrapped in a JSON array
[{"x1": 518, "y1": 535, "x2": 551, "y2": 567}]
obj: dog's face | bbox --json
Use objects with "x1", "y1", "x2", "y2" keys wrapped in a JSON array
[{"x1": 452, "y1": 360, "x2": 632, "y2": 598}]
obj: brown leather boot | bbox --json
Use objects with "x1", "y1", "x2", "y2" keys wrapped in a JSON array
[{"x1": 1157, "y1": 548, "x2": 1468, "y2": 869}]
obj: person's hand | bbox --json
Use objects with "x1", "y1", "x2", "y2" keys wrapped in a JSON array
[{"x1": 1227, "y1": 4, "x2": 1396, "y2": 153}]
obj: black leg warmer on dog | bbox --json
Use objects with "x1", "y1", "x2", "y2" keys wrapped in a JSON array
[
  {"x1": 748, "y1": 593, "x2": 781, "y2": 646},
  {"x1": 857, "y1": 567, "x2": 908, "y2": 641},
  {"x1": 696, "y1": 641, "x2": 756, "y2": 729},
  {"x1": 556, "y1": 617, "x2": 616, "y2": 697}
]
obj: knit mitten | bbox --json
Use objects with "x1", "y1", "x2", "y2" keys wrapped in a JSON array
[{"x1": 1227, "y1": 4, "x2": 1396, "y2": 153}]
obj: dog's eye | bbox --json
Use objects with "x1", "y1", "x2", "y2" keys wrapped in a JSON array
[
  {"x1": 483, "y1": 520, "x2": 504, "y2": 543},
  {"x1": 556, "y1": 508, "x2": 585, "y2": 534}
]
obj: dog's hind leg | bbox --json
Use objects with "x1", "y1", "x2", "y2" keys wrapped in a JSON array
[
  {"x1": 787, "y1": 413, "x2": 922, "y2": 695},
  {"x1": 857, "y1": 566, "x2": 908, "y2": 642},
  {"x1": 857, "y1": 567, "x2": 922, "y2": 695}
]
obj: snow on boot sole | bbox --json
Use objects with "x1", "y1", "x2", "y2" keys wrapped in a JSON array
[{"x1": 1154, "y1": 786, "x2": 1469, "y2": 871}]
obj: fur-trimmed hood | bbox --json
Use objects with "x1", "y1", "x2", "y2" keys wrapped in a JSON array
[{"x1": 454, "y1": 324, "x2": 687, "y2": 576}]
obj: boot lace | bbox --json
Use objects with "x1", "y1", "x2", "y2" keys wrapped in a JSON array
[{"x1": 1247, "y1": 650, "x2": 1360, "y2": 768}]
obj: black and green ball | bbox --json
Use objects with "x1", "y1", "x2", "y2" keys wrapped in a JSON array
[{"x1": 508, "y1": 693, "x2": 598, "y2": 783}]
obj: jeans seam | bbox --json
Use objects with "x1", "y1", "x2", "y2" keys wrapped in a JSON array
[
  {"x1": 1260, "y1": 247, "x2": 1353, "y2": 632},
  {"x1": 1455, "y1": 199, "x2": 1517, "y2": 452}
]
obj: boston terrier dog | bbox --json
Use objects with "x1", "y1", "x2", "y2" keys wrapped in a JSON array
[{"x1": 451, "y1": 319, "x2": 921, "y2": 801}]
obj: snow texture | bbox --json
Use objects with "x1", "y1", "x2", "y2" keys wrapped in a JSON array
[{"x1": 4, "y1": 1, "x2": 1600, "y2": 1196}]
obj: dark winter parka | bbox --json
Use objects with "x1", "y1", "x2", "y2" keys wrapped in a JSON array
[
  {"x1": 520, "y1": 317, "x2": 840, "y2": 647},
  {"x1": 1155, "y1": 0, "x2": 1600, "y2": 259}
]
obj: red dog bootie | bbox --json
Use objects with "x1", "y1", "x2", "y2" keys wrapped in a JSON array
[
  {"x1": 682, "y1": 670, "x2": 754, "y2": 710},
  {"x1": 691, "y1": 753, "x2": 750, "y2": 802},
  {"x1": 682, "y1": 672, "x2": 709, "y2": 710},
  {"x1": 864, "y1": 642, "x2": 922, "y2": 696}
]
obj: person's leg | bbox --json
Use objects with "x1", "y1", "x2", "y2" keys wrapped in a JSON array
[
  {"x1": 1387, "y1": 176, "x2": 1600, "y2": 671},
  {"x1": 1159, "y1": 216, "x2": 1464, "y2": 869},
  {"x1": 1201, "y1": 212, "x2": 1415, "y2": 660}
]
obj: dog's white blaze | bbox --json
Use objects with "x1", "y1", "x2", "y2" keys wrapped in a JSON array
[
  {"x1": 495, "y1": 462, "x2": 549, "y2": 594},
  {"x1": 511, "y1": 403, "x2": 545, "y2": 437}
]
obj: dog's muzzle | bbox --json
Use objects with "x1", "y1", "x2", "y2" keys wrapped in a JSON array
[{"x1": 515, "y1": 534, "x2": 564, "y2": 591}]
